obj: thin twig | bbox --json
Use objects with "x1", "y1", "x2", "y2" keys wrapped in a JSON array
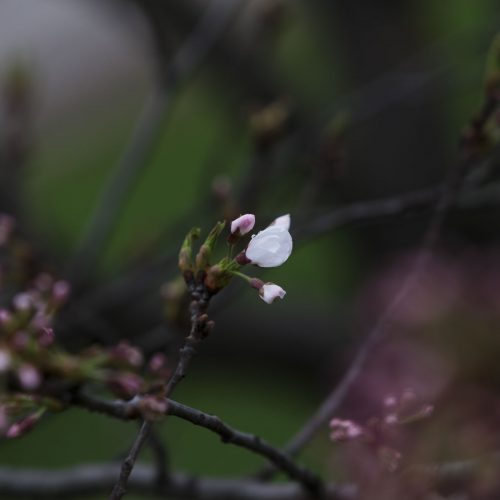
[{"x1": 109, "y1": 421, "x2": 150, "y2": 499}]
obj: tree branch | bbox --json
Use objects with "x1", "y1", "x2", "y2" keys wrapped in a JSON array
[{"x1": 74, "y1": 392, "x2": 321, "y2": 493}]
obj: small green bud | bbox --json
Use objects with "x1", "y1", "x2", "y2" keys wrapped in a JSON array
[
  {"x1": 179, "y1": 227, "x2": 200, "y2": 274},
  {"x1": 195, "y1": 221, "x2": 225, "y2": 270},
  {"x1": 203, "y1": 258, "x2": 241, "y2": 293}
]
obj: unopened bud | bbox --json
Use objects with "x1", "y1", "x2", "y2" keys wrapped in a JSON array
[
  {"x1": 195, "y1": 221, "x2": 226, "y2": 270},
  {"x1": 179, "y1": 227, "x2": 201, "y2": 274},
  {"x1": 107, "y1": 373, "x2": 143, "y2": 399},
  {"x1": 149, "y1": 353, "x2": 168, "y2": 373},
  {"x1": 17, "y1": 364, "x2": 41, "y2": 391},
  {"x1": 6, "y1": 412, "x2": 42, "y2": 439},
  {"x1": 0, "y1": 309, "x2": 13, "y2": 329},
  {"x1": 109, "y1": 341, "x2": 143, "y2": 368},
  {"x1": 52, "y1": 280, "x2": 71, "y2": 305},
  {"x1": 230, "y1": 214, "x2": 255, "y2": 236},
  {"x1": 13, "y1": 293, "x2": 32, "y2": 312},
  {"x1": 38, "y1": 327, "x2": 55, "y2": 348}
]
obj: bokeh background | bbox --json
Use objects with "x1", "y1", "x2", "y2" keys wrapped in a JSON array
[{"x1": 1, "y1": 0, "x2": 500, "y2": 498}]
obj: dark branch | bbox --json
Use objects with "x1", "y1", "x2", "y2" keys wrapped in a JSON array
[
  {"x1": 74, "y1": 392, "x2": 320, "y2": 493},
  {"x1": 297, "y1": 153, "x2": 500, "y2": 242},
  {"x1": 110, "y1": 420, "x2": 151, "y2": 499}
]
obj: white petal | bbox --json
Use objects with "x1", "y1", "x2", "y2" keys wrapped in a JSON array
[
  {"x1": 270, "y1": 214, "x2": 291, "y2": 231},
  {"x1": 259, "y1": 283, "x2": 286, "y2": 304},
  {"x1": 245, "y1": 226, "x2": 292, "y2": 267}
]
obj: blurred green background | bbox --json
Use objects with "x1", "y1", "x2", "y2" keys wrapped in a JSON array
[{"x1": 0, "y1": 0, "x2": 500, "y2": 498}]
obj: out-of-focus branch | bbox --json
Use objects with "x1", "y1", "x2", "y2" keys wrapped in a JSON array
[
  {"x1": 1, "y1": 454, "x2": 499, "y2": 498},
  {"x1": 70, "y1": 0, "x2": 243, "y2": 285},
  {"x1": 0, "y1": 464, "x2": 354, "y2": 499},
  {"x1": 297, "y1": 149, "x2": 500, "y2": 242},
  {"x1": 257, "y1": 94, "x2": 500, "y2": 480},
  {"x1": 110, "y1": 420, "x2": 151, "y2": 499}
]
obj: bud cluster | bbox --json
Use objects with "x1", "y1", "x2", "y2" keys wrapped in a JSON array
[
  {"x1": 177, "y1": 213, "x2": 292, "y2": 305},
  {"x1": 0, "y1": 217, "x2": 179, "y2": 438}
]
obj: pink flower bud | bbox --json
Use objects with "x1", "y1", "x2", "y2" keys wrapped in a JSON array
[
  {"x1": 6, "y1": 413, "x2": 41, "y2": 439},
  {"x1": 17, "y1": 364, "x2": 41, "y2": 391},
  {"x1": 230, "y1": 214, "x2": 255, "y2": 236},
  {"x1": 259, "y1": 283, "x2": 286, "y2": 304},
  {"x1": 0, "y1": 309, "x2": 12, "y2": 327},
  {"x1": 52, "y1": 280, "x2": 71, "y2": 305},
  {"x1": 384, "y1": 395, "x2": 397, "y2": 408},
  {"x1": 107, "y1": 373, "x2": 143, "y2": 399},
  {"x1": 148, "y1": 353, "x2": 168, "y2": 374},
  {"x1": 38, "y1": 327, "x2": 55, "y2": 348},
  {"x1": 384, "y1": 413, "x2": 398, "y2": 425},
  {"x1": 109, "y1": 341, "x2": 143, "y2": 368},
  {"x1": 31, "y1": 314, "x2": 50, "y2": 332},
  {"x1": 13, "y1": 293, "x2": 32, "y2": 312},
  {"x1": 245, "y1": 225, "x2": 292, "y2": 267}
]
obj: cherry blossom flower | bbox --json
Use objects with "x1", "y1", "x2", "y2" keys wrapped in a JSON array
[{"x1": 245, "y1": 217, "x2": 293, "y2": 267}]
